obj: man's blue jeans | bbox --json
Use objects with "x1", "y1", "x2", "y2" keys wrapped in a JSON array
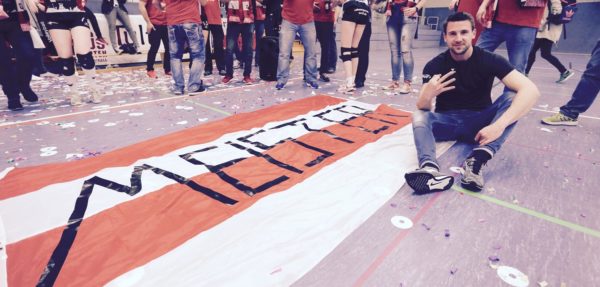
[
  {"x1": 277, "y1": 19, "x2": 318, "y2": 85},
  {"x1": 168, "y1": 23, "x2": 205, "y2": 92},
  {"x1": 411, "y1": 91, "x2": 517, "y2": 168},
  {"x1": 386, "y1": 14, "x2": 416, "y2": 82},
  {"x1": 477, "y1": 21, "x2": 537, "y2": 73},
  {"x1": 560, "y1": 39, "x2": 600, "y2": 119}
]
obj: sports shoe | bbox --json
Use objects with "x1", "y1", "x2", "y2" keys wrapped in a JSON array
[
  {"x1": 355, "y1": 81, "x2": 364, "y2": 88},
  {"x1": 172, "y1": 88, "x2": 184, "y2": 95},
  {"x1": 556, "y1": 70, "x2": 574, "y2": 83},
  {"x1": 21, "y1": 88, "x2": 39, "y2": 102},
  {"x1": 88, "y1": 89, "x2": 102, "y2": 104},
  {"x1": 541, "y1": 112, "x2": 578, "y2": 126},
  {"x1": 319, "y1": 73, "x2": 330, "y2": 82},
  {"x1": 70, "y1": 91, "x2": 82, "y2": 106},
  {"x1": 147, "y1": 70, "x2": 158, "y2": 78},
  {"x1": 222, "y1": 76, "x2": 233, "y2": 84},
  {"x1": 218, "y1": 69, "x2": 227, "y2": 76},
  {"x1": 326, "y1": 67, "x2": 335, "y2": 74},
  {"x1": 405, "y1": 167, "x2": 454, "y2": 194},
  {"x1": 382, "y1": 81, "x2": 400, "y2": 91},
  {"x1": 243, "y1": 76, "x2": 253, "y2": 85},
  {"x1": 337, "y1": 84, "x2": 355, "y2": 94},
  {"x1": 275, "y1": 83, "x2": 285, "y2": 90},
  {"x1": 188, "y1": 82, "x2": 206, "y2": 95},
  {"x1": 8, "y1": 101, "x2": 24, "y2": 111},
  {"x1": 165, "y1": 71, "x2": 172, "y2": 76},
  {"x1": 204, "y1": 70, "x2": 213, "y2": 76},
  {"x1": 398, "y1": 82, "x2": 412, "y2": 94},
  {"x1": 306, "y1": 81, "x2": 319, "y2": 89},
  {"x1": 460, "y1": 157, "x2": 486, "y2": 192}
]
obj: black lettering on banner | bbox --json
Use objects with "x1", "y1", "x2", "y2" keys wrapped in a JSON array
[
  {"x1": 314, "y1": 105, "x2": 407, "y2": 134},
  {"x1": 37, "y1": 164, "x2": 236, "y2": 287}
]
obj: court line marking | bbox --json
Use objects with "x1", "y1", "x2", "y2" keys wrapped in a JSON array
[{"x1": 452, "y1": 185, "x2": 600, "y2": 238}]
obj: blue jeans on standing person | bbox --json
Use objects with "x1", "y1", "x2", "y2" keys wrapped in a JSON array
[
  {"x1": 168, "y1": 23, "x2": 205, "y2": 93},
  {"x1": 386, "y1": 13, "x2": 416, "y2": 82},
  {"x1": 277, "y1": 19, "x2": 318, "y2": 85},
  {"x1": 477, "y1": 21, "x2": 537, "y2": 74},
  {"x1": 411, "y1": 91, "x2": 517, "y2": 168},
  {"x1": 560, "y1": 39, "x2": 600, "y2": 119},
  {"x1": 225, "y1": 22, "x2": 254, "y2": 77}
]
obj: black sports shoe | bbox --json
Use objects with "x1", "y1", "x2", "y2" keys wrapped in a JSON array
[
  {"x1": 22, "y1": 88, "x2": 39, "y2": 102},
  {"x1": 218, "y1": 69, "x2": 227, "y2": 76},
  {"x1": 188, "y1": 81, "x2": 206, "y2": 95},
  {"x1": 319, "y1": 73, "x2": 330, "y2": 82},
  {"x1": 204, "y1": 70, "x2": 213, "y2": 76},
  {"x1": 8, "y1": 101, "x2": 24, "y2": 111},
  {"x1": 405, "y1": 167, "x2": 454, "y2": 194},
  {"x1": 355, "y1": 81, "x2": 364, "y2": 88}
]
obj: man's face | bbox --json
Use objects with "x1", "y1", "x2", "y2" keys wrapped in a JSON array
[{"x1": 443, "y1": 20, "x2": 475, "y2": 56}]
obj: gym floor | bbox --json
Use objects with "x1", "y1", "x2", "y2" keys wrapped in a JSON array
[{"x1": 1, "y1": 46, "x2": 598, "y2": 286}]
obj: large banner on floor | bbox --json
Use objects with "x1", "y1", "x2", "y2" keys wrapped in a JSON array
[{"x1": 0, "y1": 96, "x2": 420, "y2": 287}]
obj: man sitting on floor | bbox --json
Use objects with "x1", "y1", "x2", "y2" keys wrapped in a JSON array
[{"x1": 404, "y1": 12, "x2": 539, "y2": 194}]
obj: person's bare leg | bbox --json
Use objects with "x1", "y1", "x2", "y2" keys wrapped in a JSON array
[
  {"x1": 351, "y1": 24, "x2": 365, "y2": 81},
  {"x1": 340, "y1": 20, "x2": 356, "y2": 90}
]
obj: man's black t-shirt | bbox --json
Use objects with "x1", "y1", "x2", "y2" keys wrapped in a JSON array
[{"x1": 422, "y1": 46, "x2": 514, "y2": 112}]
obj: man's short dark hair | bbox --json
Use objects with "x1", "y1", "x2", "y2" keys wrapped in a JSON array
[{"x1": 442, "y1": 12, "x2": 475, "y2": 34}]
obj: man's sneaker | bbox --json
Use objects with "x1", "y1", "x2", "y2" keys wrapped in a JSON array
[
  {"x1": 319, "y1": 73, "x2": 330, "y2": 82},
  {"x1": 460, "y1": 157, "x2": 485, "y2": 192},
  {"x1": 172, "y1": 88, "x2": 184, "y2": 95},
  {"x1": 22, "y1": 88, "x2": 39, "y2": 102},
  {"x1": 222, "y1": 76, "x2": 233, "y2": 84},
  {"x1": 398, "y1": 82, "x2": 412, "y2": 94},
  {"x1": 404, "y1": 167, "x2": 454, "y2": 194},
  {"x1": 188, "y1": 82, "x2": 206, "y2": 96},
  {"x1": 165, "y1": 71, "x2": 172, "y2": 76},
  {"x1": 8, "y1": 101, "x2": 24, "y2": 111},
  {"x1": 306, "y1": 81, "x2": 319, "y2": 89},
  {"x1": 355, "y1": 81, "x2": 365, "y2": 88},
  {"x1": 276, "y1": 82, "x2": 285, "y2": 90},
  {"x1": 382, "y1": 81, "x2": 400, "y2": 91},
  {"x1": 541, "y1": 112, "x2": 578, "y2": 126},
  {"x1": 218, "y1": 69, "x2": 227, "y2": 76},
  {"x1": 204, "y1": 70, "x2": 212, "y2": 76},
  {"x1": 326, "y1": 67, "x2": 335, "y2": 74},
  {"x1": 88, "y1": 89, "x2": 102, "y2": 103},
  {"x1": 556, "y1": 70, "x2": 574, "y2": 83},
  {"x1": 147, "y1": 70, "x2": 158, "y2": 78},
  {"x1": 70, "y1": 91, "x2": 82, "y2": 106},
  {"x1": 243, "y1": 76, "x2": 254, "y2": 85}
]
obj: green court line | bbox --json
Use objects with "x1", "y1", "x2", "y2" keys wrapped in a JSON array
[{"x1": 451, "y1": 185, "x2": 600, "y2": 239}]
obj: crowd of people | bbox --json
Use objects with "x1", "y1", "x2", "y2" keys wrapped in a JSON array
[{"x1": 1, "y1": 0, "x2": 599, "y2": 193}]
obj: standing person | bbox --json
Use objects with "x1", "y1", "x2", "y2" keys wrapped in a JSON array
[
  {"x1": 354, "y1": 3, "x2": 370, "y2": 88},
  {"x1": 336, "y1": 0, "x2": 370, "y2": 94},
  {"x1": 404, "y1": 12, "x2": 539, "y2": 193},
  {"x1": 449, "y1": 0, "x2": 492, "y2": 44},
  {"x1": 254, "y1": 0, "x2": 266, "y2": 67},
  {"x1": 382, "y1": 0, "x2": 424, "y2": 94},
  {"x1": 202, "y1": 0, "x2": 225, "y2": 76},
  {"x1": 541, "y1": 39, "x2": 600, "y2": 126},
  {"x1": 275, "y1": 0, "x2": 319, "y2": 90},
  {"x1": 164, "y1": 0, "x2": 207, "y2": 95},
  {"x1": 525, "y1": 0, "x2": 573, "y2": 83},
  {"x1": 84, "y1": 7, "x2": 108, "y2": 45},
  {"x1": 139, "y1": 0, "x2": 171, "y2": 79},
  {"x1": 314, "y1": 0, "x2": 336, "y2": 82},
  {"x1": 476, "y1": 0, "x2": 547, "y2": 73},
  {"x1": 221, "y1": 0, "x2": 257, "y2": 84},
  {"x1": 38, "y1": 0, "x2": 103, "y2": 105},
  {"x1": 0, "y1": 0, "x2": 38, "y2": 111},
  {"x1": 263, "y1": 0, "x2": 281, "y2": 36},
  {"x1": 101, "y1": 0, "x2": 141, "y2": 54}
]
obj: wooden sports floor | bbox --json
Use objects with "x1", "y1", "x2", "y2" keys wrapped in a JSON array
[{"x1": 1, "y1": 47, "x2": 598, "y2": 286}]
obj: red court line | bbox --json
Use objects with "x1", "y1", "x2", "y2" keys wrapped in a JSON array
[{"x1": 352, "y1": 192, "x2": 443, "y2": 287}]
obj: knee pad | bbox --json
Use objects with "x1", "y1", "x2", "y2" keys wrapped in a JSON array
[
  {"x1": 351, "y1": 47, "x2": 359, "y2": 59},
  {"x1": 76, "y1": 52, "x2": 96, "y2": 70},
  {"x1": 59, "y1": 57, "x2": 76, "y2": 76},
  {"x1": 339, "y1": 47, "x2": 352, "y2": 62}
]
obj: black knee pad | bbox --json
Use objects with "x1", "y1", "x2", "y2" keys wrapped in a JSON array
[
  {"x1": 351, "y1": 47, "x2": 359, "y2": 59},
  {"x1": 340, "y1": 47, "x2": 352, "y2": 62},
  {"x1": 59, "y1": 57, "x2": 76, "y2": 76},
  {"x1": 76, "y1": 52, "x2": 95, "y2": 70}
]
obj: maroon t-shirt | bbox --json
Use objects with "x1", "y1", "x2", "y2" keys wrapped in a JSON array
[
  {"x1": 313, "y1": 0, "x2": 334, "y2": 23},
  {"x1": 165, "y1": 0, "x2": 201, "y2": 26},
  {"x1": 282, "y1": 0, "x2": 314, "y2": 24},
  {"x1": 146, "y1": 0, "x2": 167, "y2": 26},
  {"x1": 204, "y1": 0, "x2": 222, "y2": 25},
  {"x1": 494, "y1": 0, "x2": 545, "y2": 29}
]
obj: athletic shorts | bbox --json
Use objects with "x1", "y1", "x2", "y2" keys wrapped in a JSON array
[
  {"x1": 44, "y1": 12, "x2": 89, "y2": 30},
  {"x1": 342, "y1": 1, "x2": 370, "y2": 25}
]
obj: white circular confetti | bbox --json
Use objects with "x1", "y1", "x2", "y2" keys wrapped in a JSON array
[
  {"x1": 176, "y1": 121, "x2": 188, "y2": 125},
  {"x1": 129, "y1": 112, "x2": 144, "y2": 117},
  {"x1": 88, "y1": 119, "x2": 100, "y2": 123},
  {"x1": 99, "y1": 110, "x2": 110, "y2": 114},
  {"x1": 197, "y1": 118, "x2": 208, "y2": 122},
  {"x1": 104, "y1": 122, "x2": 117, "y2": 127},
  {"x1": 497, "y1": 266, "x2": 529, "y2": 287},
  {"x1": 449, "y1": 166, "x2": 464, "y2": 175},
  {"x1": 213, "y1": 101, "x2": 222, "y2": 105},
  {"x1": 117, "y1": 100, "x2": 127, "y2": 104},
  {"x1": 119, "y1": 110, "x2": 130, "y2": 114},
  {"x1": 36, "y1": 121, "x2": 50, "y2": 126},
  {"x1": 390, "y1": 216, "x2": 413, "y2": 229}
]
